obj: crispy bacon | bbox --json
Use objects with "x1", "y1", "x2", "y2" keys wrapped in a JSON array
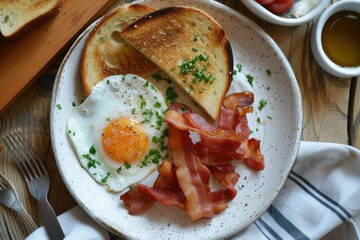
[
  {"x1": 218, "y1": 108, "x2": 238, "y2": 131},
  {"x1": 168, "y1": 124, "x2": 215, "y2": 221},
  {"x1": 169, "y1": 102, "x2": 191, "y2": 114},
  {"x1": 235, "y1": 115, "x2": 250, "y2": 140},
  {"x1": 182, "y1": 112, "x2": 217, "y2": 131},
  {"x1": 120, "y1": 184, "x2": 186, "y2": 214},
  {"x1": 237, "y1": 105, "x2": 253, "y2": 117},
  {"x1": 120, "y1": 184, "x2": 155, "y2": 214},
  {"x1": 235, "y1": 138, "x2": 265, "y2": 170},
  {"x1": 153, "y1": 159, "x2": 179, "y2": 189},
  {"x1": 120, "y1": 91, "x2": 265, "y2": 221},
  {"x1": 223, "y1": 92, "x2": 254, "y2": 110},
  {"x1": 164, "y1": 110, "x2": 245, "y2": 149},
  {"x1": 210, "y1": 164, "x2": 240, "y2": 201},
  {"x1": 195, "y1": 141, "x2": 236, "y2": 166}
]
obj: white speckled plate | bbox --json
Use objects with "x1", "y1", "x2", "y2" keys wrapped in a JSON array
[{"x1": 50, "y1": 0, "x2": 302, "y2": 239}]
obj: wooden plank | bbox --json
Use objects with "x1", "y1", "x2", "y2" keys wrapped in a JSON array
[{"x1": 0, "y1": 0, "x2": 116, "y2": 116}]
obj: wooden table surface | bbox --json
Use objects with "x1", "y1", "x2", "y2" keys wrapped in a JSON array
[{"x1": 0, "y1": 0, "x2": 359, "y2": 239}]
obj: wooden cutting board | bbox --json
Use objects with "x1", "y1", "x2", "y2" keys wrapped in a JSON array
[{"x1": 0, "y1": 0, "x2": 116, "y2": 116}]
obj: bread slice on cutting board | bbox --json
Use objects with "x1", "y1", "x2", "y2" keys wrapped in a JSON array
[
  {"x1": 80, "y1": 4, "x2": 159, "y2": 96},
  {"x1": 0, "y1": 0, "x2": 63, "y2": 39},
  {"x1": 120, "y1": 6, "x2": 233, "y2": 120}
]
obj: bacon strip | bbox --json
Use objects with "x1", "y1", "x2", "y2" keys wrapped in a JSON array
[
  {"x1": 182, "y1": 112, "x2": 217, "y2": 131},
  {"x1": 218, "y1": 108, "x2": 238, "y2": 131},
  {"x1": 210, "y1": 165, "x2": 239, "y2": 201},
  {"x1": 195, "y1": 141, "x2": 236, "y2": 166},
  {"x1": 164, "y1": 110, "x2": 245, "y2": 149},
  {"x1": 152, "y1": 160, "x2": 178, "y2": 189},
  {"x1": 120, "y1": 184, "x2": 186, "y2": 214},
  {"x1": 235, "y1": 138, "x2": 265, "y2": 170},
  {"x1": 223, "y1": 91, "x2": 254, "y2": 110},
  {"x1": 168, "y1": 124, "x2": 215, "y2": 221},
  {"x1": 235, "y1": 115, "x2": 250, "y2": 140}
]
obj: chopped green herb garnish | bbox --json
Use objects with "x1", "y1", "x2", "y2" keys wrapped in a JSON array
[
  {"x1": 72, "y1": 102, "x2": 76, "y2": 107},
  {"x1": 106, "y1": 79, "x2": 110, "y2": 85},
  {"x1": 143, "y1": 148, "x2": 163, "y2": 165},
  {"x1": 131, "y1": 108, "x2": 136, "y2": 114},
  {"x1": 82, "y1": 154, "x2": 100, "y2": 169},
  {"x1": 141, "y1": 109, "x2": 153, "y2": 124},
  {"x1": 152, "y1": 73, "x2": 172, "y2": 84},
  {"x1": 56, "y1": 104, "x2": 62, "y2": 110},
  {"x1": 155, "y1": 111, "x2": 163, "y2": 129},
  {"x1": 154, "y1": 102, "x2": 161, "y2": 108},
  {"x1": 139, "y1": 95, "x2": 146, "y2": 109},
  {"x1": 236, "y1": 64, "x2": 243, "y2": 73},
  {"x1": 124, "y1": 162, "x2": 131, "y2": 169},
  {"x1": 246, "y1": 74, "x2": 254, "y2": 87},
  {"x1": 192, "y1": 47, "x2": 198, "y2": 52},
  {"x1": 179, "y1": 54, "x2": 214, "y2": 84},
  {"x1": 101, "y1": 173, "x2": 110, "y2": 183},
  {"x1": 193, "y1": 35, "x2": 198, "y2": 41},
  {"x1": 266, "y1": 69, "x2": 272, "y2": 76},
  {"x1": 257, "y1": 117, "x2": 261, "y2": 123},
  {"x1": 89, "y1": 145, "x2": 96, "y2": 155},
  {"x1": 142, "y1": 109, "x2": 154, "y2": 117},
  {"x1": 267, "y1": 115, "x2": 273, "y2": 120},
  {"x1": 258, "y1": 99, "x2": 267, "y2": 111},
  {"x1": 116, "y1": 167, "x2": 122, "y2": 173},
  {"x1": 165, "y1": 87, "x2": 178, "y2": 104}
]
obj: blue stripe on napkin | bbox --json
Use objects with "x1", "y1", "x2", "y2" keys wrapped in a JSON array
[
  {"x1": 290, "y1": 170, "x2": 352, "y2": 218},
  {"x1": 268, "y1": 205, "x2": 310, "y2": 240},
  {"x1": 257, "y1": 218, "x2": 283, "y2": 240},
  {"x1": 289, "y1": 171, "x2": 351, "y2": 222}
]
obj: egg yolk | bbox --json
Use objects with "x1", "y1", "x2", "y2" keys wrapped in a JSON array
[{"x1": 102, "y1": 118, "x2": 148, "y2": 163}]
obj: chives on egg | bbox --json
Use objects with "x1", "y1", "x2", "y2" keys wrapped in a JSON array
[
  {"x1": 101, "y1": 173, "x2": 110, "y2": 183},
  {"x1": 124, "y1": 162, "x2": 131, "y2": 169}
]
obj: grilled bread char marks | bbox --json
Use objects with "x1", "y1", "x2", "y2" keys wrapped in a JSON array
[
  {"x1": 0, "y1": 0, "x2": 63, "y2": 39},
  {"x1": 120, "y1": 6, "x2": 233, "y2": 120},
  {"x1": 80, "y1": 4, "x2": 158, "y2": 96}
]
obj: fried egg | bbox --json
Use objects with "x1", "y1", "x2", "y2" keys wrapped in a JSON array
[{"x1": 67, "y1": 74, "x2": 168, "y2": 192}]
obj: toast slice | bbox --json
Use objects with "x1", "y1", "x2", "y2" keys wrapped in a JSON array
[
  {"x1": 120, "y1": 6, "x2": 233, "y2": 120},
  {"x1": 80, "y1": 4, "x2": 158, "y2": 96},
  {"x1": 0, "y1": 0, "x2": 63, "y2": 39}
]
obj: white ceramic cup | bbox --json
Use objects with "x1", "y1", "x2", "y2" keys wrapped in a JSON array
[{"x1": 311, "y1": 0, "x2": 360, "y2": 78}]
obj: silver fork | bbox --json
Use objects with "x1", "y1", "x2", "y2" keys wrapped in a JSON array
[
  {"x1": 0, "y1": 172, "x2": 38, "y2": 234},
  {"x1": 3, "y1": 131, "x2": 65, "y2": 240}
]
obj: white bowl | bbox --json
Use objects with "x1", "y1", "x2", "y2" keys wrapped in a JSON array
[
  {"x1": 241, "y1": 0, "x2": 329, "y2": 26},
  {"x1": 311, "y1": 0, "x2": 360, "y2": 78}
]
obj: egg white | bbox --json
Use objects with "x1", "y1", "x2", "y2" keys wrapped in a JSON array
[{"x1": 67, "y1": 74, "x2": 168, "y2": 192}]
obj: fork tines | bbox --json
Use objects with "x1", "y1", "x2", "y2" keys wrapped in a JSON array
[{"x1": 2, "y1": 131, "x2": 48, "y2": 182}]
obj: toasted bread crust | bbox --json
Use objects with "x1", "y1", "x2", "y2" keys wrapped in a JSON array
[
  {"x1": 121, "y1": 6, "x2": 233, "y2": 120},
  {"x1": 80, "y1": 4, "x2": 158, "y2": 96},
  {"x1": 0, "y1": 0, "x2": 63, "y2": 40}
]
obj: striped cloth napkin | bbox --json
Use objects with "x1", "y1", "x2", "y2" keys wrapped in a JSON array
[
  {"x1": 26, "y1": 142, "x2": 360, "y2": 240},
  {"x1": 231, "y1": 141, "x2": 360, "y2": 240}
]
